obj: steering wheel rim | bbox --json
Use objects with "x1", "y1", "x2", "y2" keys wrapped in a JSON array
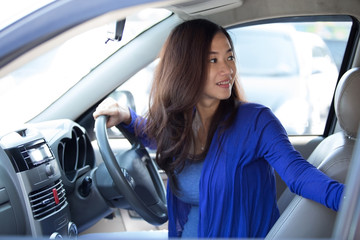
[{"x1": 94, "y1": 115, "x2": 168, "y2": 225}]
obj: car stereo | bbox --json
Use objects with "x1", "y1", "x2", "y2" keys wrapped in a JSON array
[{"x1": 5, "y1": 138, "x2": 54, "y2": 172}]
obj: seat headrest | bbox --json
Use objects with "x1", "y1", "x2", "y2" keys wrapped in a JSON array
[{"x1": 334, "y1": 67, "x2": 360, "y2": 138}]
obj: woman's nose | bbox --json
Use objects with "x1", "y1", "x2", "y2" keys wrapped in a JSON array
[{"x1": 220, "y1": 61, "x2": 234, "y2": 75}]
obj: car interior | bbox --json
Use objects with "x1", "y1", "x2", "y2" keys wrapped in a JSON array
[{"x1": 0, "y1": 0, "x2": 360, "y2": 239}]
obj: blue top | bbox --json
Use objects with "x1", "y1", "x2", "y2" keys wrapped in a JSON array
[
  {"x1": 122, "y1": 102, "x2": 344, "y2": 238},
  {"x1": 175, "y1": 161, "x2": 203, "y2": 238}
]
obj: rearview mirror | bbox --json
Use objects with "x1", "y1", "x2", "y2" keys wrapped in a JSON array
[{"x1": 106, "y1": 19, "x2": 126, "y2": 43}]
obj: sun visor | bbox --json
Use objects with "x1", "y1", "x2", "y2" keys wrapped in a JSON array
[{"x1": 170, "y1": 0, "x2": 244, "y2": 16}]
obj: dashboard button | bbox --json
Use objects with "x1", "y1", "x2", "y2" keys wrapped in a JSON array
[{"x1": 45, "y1": 163, "x2": 55, "y2": 176}]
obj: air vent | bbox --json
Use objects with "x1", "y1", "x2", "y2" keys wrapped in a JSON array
[
  {"x1": 28, "y1": 179, "x2": 67, "y2": 220},
  {"x1": 58, "y1": 126, "x2": 95, "y2": 181}
]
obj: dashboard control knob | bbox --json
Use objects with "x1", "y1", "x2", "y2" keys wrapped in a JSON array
[
  {"x1": 49, "y1": 232, "x2": 63, "y2": 239},
  {"x1": 45, "y1": 163, "x2": 55, "y2": 176},
  {"x1": 79, "y1": 176, "x2": 92, "y2": 197},
  {"x1": 68, "y1": 222, "x2": 78, "y2": 239}
]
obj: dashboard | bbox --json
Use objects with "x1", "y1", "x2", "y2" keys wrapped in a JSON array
[{"x1": 0, "y1": 119, "x2": 105, "y2": 239}]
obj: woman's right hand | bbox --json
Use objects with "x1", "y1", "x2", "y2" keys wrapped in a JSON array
[{"x1": 93, "y1": 98, "x2": 131, "y2": 128}]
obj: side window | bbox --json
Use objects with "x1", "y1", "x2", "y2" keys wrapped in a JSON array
[
  {"x1": 111, "y1": 59, "x2": 158, "y2": 116},
  {"x1": 228, "y1": 20, "x2": 351, "y2": 135},
  {"x1": 107, "y1": 61, "x2": 156, "y2": 138},
  {"x1": 114, "y1": 18, "x2": 352, "y2": 136}
]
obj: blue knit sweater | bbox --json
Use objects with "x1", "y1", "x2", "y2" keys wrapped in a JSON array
[{"x1": 122, "y1": 102, "x2": 344, "y2": 238}]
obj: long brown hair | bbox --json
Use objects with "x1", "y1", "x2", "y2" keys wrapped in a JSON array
[{"x1": 140, "y1": 19, "x2": 245, "y2": 191}]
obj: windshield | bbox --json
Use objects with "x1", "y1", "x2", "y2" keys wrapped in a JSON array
[
  {"x1": 0, "y1": 0, "x2": 54, "y2": 30},
  {"x1": 0, "y1": 8, "x2": 171, "y2": 131}
]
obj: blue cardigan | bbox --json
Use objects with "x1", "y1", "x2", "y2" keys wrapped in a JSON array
[{"x1": 122, "y1": 102, "x2": 344, "y2": 238}]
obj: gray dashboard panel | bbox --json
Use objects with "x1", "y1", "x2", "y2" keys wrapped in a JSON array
[{"x1": 0, "y1": 147, "x2": 29, "y2": 235}]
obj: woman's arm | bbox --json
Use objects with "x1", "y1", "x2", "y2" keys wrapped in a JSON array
[
  {"x1": 256, "y1": 108, "x2": 344, "y2": 211},
  {"x1": 118, "y1": 108, "x2": 156, "y2": 149}
]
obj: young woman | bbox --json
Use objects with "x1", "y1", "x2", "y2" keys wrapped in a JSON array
[{"x1": 93, "y1": 19, "x2": 344, "y2": 238}]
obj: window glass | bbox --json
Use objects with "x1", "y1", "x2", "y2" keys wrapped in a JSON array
[
  {"x1": 116, "y1": 19, "x2": 352, "y2": 136},
  {"x1": 228, "y1": 21, "x2": 351, "y2": 135},
  {"x1": 0, "y1": 8, "x2": 171, "y2": 130},
  {"x1": 232, "y1": 25, "x2": 299, "y2": 77},
  {"x1": 113, "y1": 59, "x2": 159, "y2": 116},
  {"x1": 0, "y1": 0, "x2": 54, "y2": 30}
]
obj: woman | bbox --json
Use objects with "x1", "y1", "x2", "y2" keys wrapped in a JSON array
[{"x1": 93, "y1": 19, "x2": 344, "y2": 238}]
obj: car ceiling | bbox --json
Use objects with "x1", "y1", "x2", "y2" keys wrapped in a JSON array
[{"x1": 172, "y1": 0, "x2": 360, "y2": 26}]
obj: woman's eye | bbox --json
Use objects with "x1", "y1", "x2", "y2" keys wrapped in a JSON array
[
  {"x1": 228, "y1": 55, "x2": 235, "y2": 61},
  {"x1": 210, "y1": 58, "x2": 217, "y2": 63}
]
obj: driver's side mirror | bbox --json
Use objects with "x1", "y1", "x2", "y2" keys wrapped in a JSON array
[
  {"x1": 110, "y1": 90, "x2": 137, "y2": 113},
  {"x1": 107, "y1": 90, "x2": 136, "y2": 138}
]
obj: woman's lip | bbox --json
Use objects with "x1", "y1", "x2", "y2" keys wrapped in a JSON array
[{"x1": 216, "y1": 80, "x2": 231, "y2": 88}]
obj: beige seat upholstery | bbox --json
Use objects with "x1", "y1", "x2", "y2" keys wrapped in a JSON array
[{"x1": 266, "y1": 67, "x2": 360, "y2": 239}]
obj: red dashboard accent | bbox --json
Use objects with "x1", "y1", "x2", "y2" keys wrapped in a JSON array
[{"x1": 52, "y1": 188, "x2": 59, "y2": 205}]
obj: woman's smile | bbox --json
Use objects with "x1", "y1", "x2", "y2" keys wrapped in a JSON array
[{"x1": 216, "y1": 79, "x2": 232, "y2": 88}]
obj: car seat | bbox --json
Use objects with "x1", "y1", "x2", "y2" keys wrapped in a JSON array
[{"x1": 266, "y1": 67, "x2": 360, "y2": 239}]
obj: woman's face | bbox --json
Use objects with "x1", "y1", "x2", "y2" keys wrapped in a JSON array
[{"x1": 200, "y1": 32, "x2": 236, "y2": 104}]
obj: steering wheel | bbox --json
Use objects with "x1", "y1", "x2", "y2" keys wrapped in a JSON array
[{"x1": 94, "y1": 115, "x2": 168, "y2": 225}]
